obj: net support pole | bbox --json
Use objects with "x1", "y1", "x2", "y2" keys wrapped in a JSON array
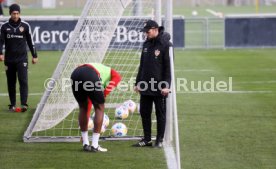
[
  {"x1": 133, "y1": 0, "x2": 142, "y2": 16},
  {"x1": 164, "y1": 0, "x2": 173, "y2": 143},
  {"x1": 171, "y1": 47, "x2": 181, "y2": 169},
  {"x1": 154, "y1": 0, "x2": 162, "y2": 25},
  {"x1": 164, "y1": 47, "x2": 181, "y2": 169},
  {"x1": 164, "y1": 0, "x2": 173, "y2": 41},
  {"x1": 164, "y1": 1, "x2": 181, "y2": 168}
]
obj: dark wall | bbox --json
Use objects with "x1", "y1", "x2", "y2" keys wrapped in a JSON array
[
  {"x1": 225, "y1": 17, "x2": 276, "y2": 47},
  {"x1": 173, "y1": 18, "x2": 185, "y2": 48},
  {"x1": 0, "y1": 17, "x2": 184, "y2": 51}
]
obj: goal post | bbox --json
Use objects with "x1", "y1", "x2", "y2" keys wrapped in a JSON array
[
  {"x1": 163, "y1": 1, "x2": 181, "y2": 169},
  {"x1": 164, "y1": 47, "x2": 181, "y2": 169},
  {"x1": 24, "y1": 1, "x2": 180, "y2": 168}
]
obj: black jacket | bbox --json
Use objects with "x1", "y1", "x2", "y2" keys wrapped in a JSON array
[
  {"x1": 0, "y1": 18, "x2": 37, "y2": 63},
  {"x1": 136, "y1": 27, "x2": 172, "y2": 96}
]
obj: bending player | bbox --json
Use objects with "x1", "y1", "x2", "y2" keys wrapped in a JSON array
[{"x1": 71, "y1": 63, "x2": 121, "y2": 152}]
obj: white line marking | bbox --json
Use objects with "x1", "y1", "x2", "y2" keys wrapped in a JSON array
[
  {"x1": 176, "y1": 91, "x2": 273, "y2": 94},
  {"x1": 236, "y1": 81, "x2": 276, "y2": 84},
  {"x1": 175, "y1": 69, "x2": 214, "y2": 72},
  {"x1": 0, "y1": 93, "x2": 43, "y2": 96},
  {"x1": 164, "y1": 144, "x2": 180, "y2": 169},
  {"x1": 259, "y1": 68, "x2": 276, "y2": 71},
  {"x1": 0, "y1": 91, "x2": 272, "y2": 97}
]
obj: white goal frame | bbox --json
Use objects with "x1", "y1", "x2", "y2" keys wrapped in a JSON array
[{"x1": 24, "y1": 0, "x2": 180, "y2": 168}]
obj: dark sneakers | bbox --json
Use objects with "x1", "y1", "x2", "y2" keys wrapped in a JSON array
[
  {"x1": 91, "y1": 145, "x2": 108, "y2": 152},
  {"x1": 83, "y1": 144, "x2": 107, "y2": 152},
  {"x1": 154, "y1": 140, "x2": 163, "y2": 148},
  {"x1": 133, "y1": 139, "x2": 153, "y2": 147},
  {"x1": 21, "y1": 104, "x2": 28, "y2": 112},
  {"x1": 8, "y1": 104, "x2": 28, "y2": 112},
  {"x1": 8, "y1": 105, "x2": 16, "y2": 112},
  {"x1": 132, "y1": 139, "x2": 164, "y2": 148},
  {"x1": 83, "y1": 144, "x2": 92, "y2": 152}
]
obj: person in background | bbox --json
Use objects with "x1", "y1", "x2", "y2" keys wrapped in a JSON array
[
  {"x1": 0, "y1": 4, "x2": 38, "y2": 112},
  {"x1": 0, "y1": 0, "x2": 4, "y2": 16}
]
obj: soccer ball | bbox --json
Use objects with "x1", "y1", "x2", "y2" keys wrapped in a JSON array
[
  {"x1": 192, "y1": 10, "x2": 198, "y2": 16},
  {"x1": 87, "y1": 117, "x2": 94, "y2": 130},
  {"x1": 111, "y1": 122, "x2": 128, "y2": 137},
  {"x1": 91, "y1": 113, "x2": 110, "y2": 133},
  {"x1": 115, "y1": 106, "x2": 129, "y2": 119},
  {"x1": 91, "y1": 113, "x2": 110, "y2": 127},
  {"x1": 123, "y1": 100, "x2": 137, "y2": 113},
  {"x1": 102, "y1": 113, "x2": 110, "y2": 127}
]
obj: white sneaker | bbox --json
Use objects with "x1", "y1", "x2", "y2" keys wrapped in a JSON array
[{"x1": 91, "y1": 145, "x2": 108, "y2": 152}]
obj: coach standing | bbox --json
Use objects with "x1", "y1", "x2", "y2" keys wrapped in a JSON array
[
  {"x1": 0, "y1": 4, "x2": 38, "y2": 112},
  {"x1": 133, "y1": 20, "x2": 171, "y2": 148}
]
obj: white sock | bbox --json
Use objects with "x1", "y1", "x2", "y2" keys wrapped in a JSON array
[
  {"x1": 91, "y1": 133, "x2": 100, "y2": 148},
  {"x1": 81, "y1": 131, "x2": 89, "y2": 146}
]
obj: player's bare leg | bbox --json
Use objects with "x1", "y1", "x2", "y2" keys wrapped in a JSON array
[
  {"x1": 79, "y1": 100, "x2": 91, "y2": 147},
  {"x1": 91, "y1": 103, "x2": 107, "y2": 152}
]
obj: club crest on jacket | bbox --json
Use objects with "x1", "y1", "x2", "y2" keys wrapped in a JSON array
[
  {"x1": 19, "y1": 26, "x2": 24, "y2": 32},
  {"x1": 154, "y1": 49, "x2": 160, "y2": 57}
]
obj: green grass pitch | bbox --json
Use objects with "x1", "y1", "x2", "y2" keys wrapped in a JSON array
[
  {"x1": 0, "y1": 48, "x2": 276, "y2": 169},
  {"x1": 0, "y1": 3, "x2": 276, "y2": 168}
]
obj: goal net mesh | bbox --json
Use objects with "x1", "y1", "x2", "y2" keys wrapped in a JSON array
[{"x1": 24, "y1": 0, "x2": 161, "y2": 141}]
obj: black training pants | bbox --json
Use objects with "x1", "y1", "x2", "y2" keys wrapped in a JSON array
[
  {"x1": 5, "y1": 62, "x2": 28, "y2": 106},
  {"x1": 139, "y1": 95, "x2": 166, "y2": 141}
]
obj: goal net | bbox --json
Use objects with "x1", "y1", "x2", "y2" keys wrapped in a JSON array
[
  {"x1": 24, "y1": 0, "x2": 155, "y2": 142},
  {"x1": 24, "y1": 1, "x2": 179, "y2": 165},
  {"x1": 24, "y1": 0, "x2": 180, "y2": 168}
]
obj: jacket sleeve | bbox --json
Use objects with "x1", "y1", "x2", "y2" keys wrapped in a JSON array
[
  {"x1": 0, "y1": 25, "x2": 5, "y2": 55},
  {"x1": 162, "y1": 45, "x2": 171, "y2": 88},
  {"x1": 25, "y1": 23, "x2": 37, "y2": 58},
  {"x1": 104, "y1": 69, "x2": 121, "y2": 97},
  {"x1": 135, "y1": 52, "x2": 144, "y2": 86}
]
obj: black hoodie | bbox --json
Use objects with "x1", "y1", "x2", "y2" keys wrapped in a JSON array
[
  {"x1": 0, "y1": 18, "x2": 37, "y2": 63},
  {"x1": 136, "y1": 27, "x2": 172, "y2": 96}
]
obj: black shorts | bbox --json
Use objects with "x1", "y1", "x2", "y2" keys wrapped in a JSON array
[{"x1": 71, "y1": 66, "x2": 105, "y2": 105}]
